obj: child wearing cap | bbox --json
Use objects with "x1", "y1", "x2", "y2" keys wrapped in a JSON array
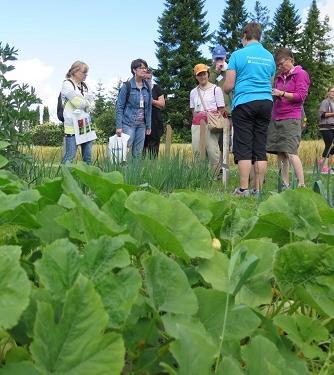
[{"x1": 190, "y1": 63, "x2": 226, "y2": 175}]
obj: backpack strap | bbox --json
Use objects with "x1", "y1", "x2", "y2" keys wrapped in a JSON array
[{"x1": 125, "y1": 80, "x2": 131, "y2": 104}]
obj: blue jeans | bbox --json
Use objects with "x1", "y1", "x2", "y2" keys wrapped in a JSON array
[
  {"x1": 63, "y1": 136, "x2": 93, "y2": 164},
  {"x1": 123, "y1": 124, "x2": 146, "y2": 158}
]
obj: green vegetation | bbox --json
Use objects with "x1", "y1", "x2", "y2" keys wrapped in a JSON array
[{"x1": 0, "y1": 163, "x2": 334, "y2": 373}]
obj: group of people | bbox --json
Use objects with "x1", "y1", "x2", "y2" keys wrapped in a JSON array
[
  {"x1": 191, "y1": 22, "x2": 311, "y2": 195},
  {"x1": 60, "y1": 59, "x2": 165, "y2": 164},
  {"x1": 59, "y1": 21, "x2": 333, "y2": 195}
]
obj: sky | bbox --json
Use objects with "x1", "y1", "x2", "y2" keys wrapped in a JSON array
[{"x1": 1, "y1": 0, "x2": 333, "y2": 121}]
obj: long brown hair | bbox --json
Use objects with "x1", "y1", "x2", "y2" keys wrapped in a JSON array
[{"x1": 65, "y1": 61, "x2": 88, "y2": 78}]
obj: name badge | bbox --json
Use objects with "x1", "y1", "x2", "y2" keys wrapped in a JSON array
[
  {"x1": 216, "y1": 74, "x2": 223, "y2": 82},
  {"x1": 140, "y1": 99, "x2": 144, "y2": 108}
]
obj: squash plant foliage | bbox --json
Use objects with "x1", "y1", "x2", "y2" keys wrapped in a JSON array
[{"x1": 0, "y1": 162, "x2": 334, "y2": 374}]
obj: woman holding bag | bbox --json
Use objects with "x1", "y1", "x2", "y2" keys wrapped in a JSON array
[
  {"x1": 189, "y1": 63, "x2": 226, "y2": 174},
  {"x1": 61, "y1": 60, "x2": 95, "y2": 164}
]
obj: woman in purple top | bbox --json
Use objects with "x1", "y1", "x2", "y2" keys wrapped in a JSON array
[{"x1": 267, "y1": 48, "x2": 310, "y2": 188}]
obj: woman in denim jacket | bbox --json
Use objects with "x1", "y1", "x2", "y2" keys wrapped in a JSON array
[{"x1": 116, "y1": 59, "x2": 152, "y2": 158}]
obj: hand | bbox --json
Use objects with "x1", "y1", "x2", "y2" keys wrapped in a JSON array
[
  {"x1": 272, "y1": 88, "x2": 283, "y2": 97},
  {"x1": 116, "y1": 128, "x2": 122, "y2": 137},
  {"x1": 146, "y1": 128, "x2": 151, "y2": 135}
]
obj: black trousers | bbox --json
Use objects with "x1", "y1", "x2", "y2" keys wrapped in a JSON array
[
  {"x1": 232, "y1": 100, "x2": 273, "y2": 162},
  {"x1": 320, "y1": 129, "x2": 334, "y2": 158}
]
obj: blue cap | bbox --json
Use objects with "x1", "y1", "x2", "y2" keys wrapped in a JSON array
[{"x1": 212, "y1": 45, "x2": 227, "y2": 60}]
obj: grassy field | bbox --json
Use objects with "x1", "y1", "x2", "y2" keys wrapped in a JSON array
[{"x1": 26, "y1": 139, "x2": 326, "y2": 167}]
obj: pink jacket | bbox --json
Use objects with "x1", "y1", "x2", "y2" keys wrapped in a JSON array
[{"x1": 272, "y1": 65, "x2": 310, "y2": 120}]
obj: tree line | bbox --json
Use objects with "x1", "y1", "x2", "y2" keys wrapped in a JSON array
[{"x1": 154, "y1": 0, "x2": 334, "y2": 139}]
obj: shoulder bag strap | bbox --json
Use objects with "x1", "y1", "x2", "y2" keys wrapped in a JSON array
[{"x1": 197, "y1": 86, "x2": 207, "y2": 112}]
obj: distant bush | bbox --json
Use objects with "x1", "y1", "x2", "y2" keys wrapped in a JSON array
[{"x1": 29, "y1": 123, "x2": 64, "y2": 146}]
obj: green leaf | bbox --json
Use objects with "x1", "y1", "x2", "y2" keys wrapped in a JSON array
[
  {"x1": 198, "y1": 249, "x2": 259, "y2": 296},
  {"x1": 258, "y1": 189, "x2": 323, "y2": 240},
  {"x1": 35, "y1": 239, "x2": 80, "y2": 302},
  {"x1": 70, "y1": 162, "x2": 136, "y2": 204},
  {"x1": 142, "y1": 252, "x2": 198, "y2": 314},
  {"x1": 33, "y1": 205, "x2": 68, "y2": 244},
  {"x1": 162, "y1": 314, "x2": 216, "y2": 375},
  {"x1": 0, "y1": 190, "x2": 40, "y2": 228},
  {"x1": 274, "y1": 314, "x2": 328, "y2": 359},
  {"x1": 169, "y1": 191, "x2": 214, "y2": 225},
  {"x1": 35, "y1": 177, "x2": 63, "y2": 206},
  {"x1": 242, "y1": 335, "x2": 297, "y2": 375},
  {"x1": 126, "y1": 191, "x2": 214, "y2": 260},
  {"x1": 0, "y1": 169, "x2": 24, "y2": 194},
  {"x1": 0, "y1": 361, "x2": 40, "y2": 375},
  {"x1": 30, "y1": 275, "x2": 125, "y2": 374},
  {"x1": 0, "y1": 154, "x2": 9, "y2": 168},
  {"x1": 235, "y1": 239, "x2": 278, "y2": 307},
  {"x1": 0, "y1": 246, "x2": 31, "y2": 330},
  {"x1": 61, "y1": 167, "x2": 123, "y2": 240},
  {"x1": 217, "y1": 356, "x2": 243, "y2": 375},
  {"x1": 195, "y1": 288, "x2": 260, "y2": 344},
  {"x1": 0, "y1": 140, "x2": 10, "y2": 149},
  {"x1": 94, "y1": 267, "x2": 141, "y2": 329},
  {"x1": 273, "y1": 241, "x2": 334, "y2": 316}
]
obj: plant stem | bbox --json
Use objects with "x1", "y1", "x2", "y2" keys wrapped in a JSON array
[{"x1": 214, "y1": 293, "x2": 230, "y2": 373}]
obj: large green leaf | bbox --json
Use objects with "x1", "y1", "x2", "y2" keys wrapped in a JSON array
[
  {"x1": 125, "y1": 191, "x2": 214, "y2": 260},
  {"x1": 33, "y1": 205, "x2": 68, "y2": 244},
  {"x1": 0, "y1": 169, "x2": 23, "y2": 194},
  {"x1": 30, "y1": 275, "x2": 125, "y2": 374},
  {"x1": 0, "y1": 190, "x2": 40, "y2": 228},
  {"x1": 258, "y1": 189, "x2": 322, "y2": 240},
  {"x1": 274, "y1": 314, "x2": 328, "y2": 359},
  {"x1": 70, "y1": 162, "x2": 136, "y2": 204},
  {"x1": 162, "y1": 314, "x2": 216, "y2": 375},
  {"x1": 234, "y1": 239, "x2": 278, "y2": 307},
  {"x1": 142, "y1": 252, "x2": 198, "y2": 315},
  {"x1": 0, "y1": 246, "x2": 31, "y2": 330},
  {"x1": 195, "y1": 288, "x2": 260, "y2": 344},
  {"x1": 242, "y1": 335, "x2": 298, "y2": 375},
  {"x1": 169, "y1": 191, "x2": 215, "y2": 225},
  {"x1": 35, "y1": 239, "x2": 80, "y2": 302},
  {"x1": 0, "y1": 361, "x2": 40, "y2": 375},
  {"x1": 0, "y1": 154, "x2": 9, "y2": 168},
  {"x1": 61, "y1": 167, "x2": 123, "y2": 240},
  {"x1": 198, "y1": 248, "x2": 259, "y2": 297},
  {"x1": 35, "y1": 177, "x2": 63, "y2": 207},
  {"x1": 273, "y1": 241, "x2": 334, "y2": 317},
  {"x1": 217, "y1": 356, "x2": 243, "y2": 375}
]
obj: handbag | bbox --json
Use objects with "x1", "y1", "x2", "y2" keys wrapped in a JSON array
[{"x1": 197, "y1": 86, "x2": 229, "y2": 133}]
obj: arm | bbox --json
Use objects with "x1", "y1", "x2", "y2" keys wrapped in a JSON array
[
  {"x1": 153, "y1": 95, "x2": 165, "y2": 109},
  {"x1": 115, "y1": 83, "x2": 127, "y2": 134},
  {"x1": 61, "y1": 80, "x2": 93, "y2": 110},
  {"x1": 145, "y1": 89, "x2": 152, "y2": 135},
  {"x1": 272, "y1": 70, "x2": 310, "y2": 102},
  {"x1": 319, "y1": 99, "x2": 334, "y2": 118},
  {"x1": 223, "y1": 70, "x2": 236, "y2": 94}
]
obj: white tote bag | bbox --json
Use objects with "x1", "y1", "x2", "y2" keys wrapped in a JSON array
[
  {"x1": 72, "y1": 109, "x2": 97, "y2": 145},
  {"x1": 108, "y1": 133, "x2": 130, "y2": 163}
]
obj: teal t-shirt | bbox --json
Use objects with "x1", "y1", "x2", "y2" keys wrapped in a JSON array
[{"x1": 227, "y1": 41, "x2": 275, "y2": 109}]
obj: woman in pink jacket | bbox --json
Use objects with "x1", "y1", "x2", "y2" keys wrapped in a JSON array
[{"x1": 267, "y1": 48, "x2": 310, "y2": 188}]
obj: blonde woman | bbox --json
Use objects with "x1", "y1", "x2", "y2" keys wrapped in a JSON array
[
  {"x1": 61, "y1": 61, "x2": 95, "y2": 163},
  {"x1": 318, "y1": 87, "x2": 334, "y2": 173},
  {"x1": 190, "y1": 63, "x2": 225, "y2": 174}
]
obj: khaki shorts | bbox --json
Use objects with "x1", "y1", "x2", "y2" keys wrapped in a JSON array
[{"x1": 267, "y1": 118, "x2": 302, "y2": 155}]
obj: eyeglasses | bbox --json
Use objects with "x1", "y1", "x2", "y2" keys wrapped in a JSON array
[
  {"x1": 277, "y1": 59, "x2": 287, "y2": 68},
  {"x1": 136, "y1": 66, "x2": 147, "y2": 70}
]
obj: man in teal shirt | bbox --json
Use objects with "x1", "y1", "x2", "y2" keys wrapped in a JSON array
[{"x1": 224, "y1": 22, "x2": 275, "y2": 196}]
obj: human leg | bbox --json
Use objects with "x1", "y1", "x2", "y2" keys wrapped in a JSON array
[
  {"x1": 80, "y1": 141, "x2": 93, "y2": 164},
  {"x1": 277, "y1": 152, "x2": 290, "y2": 186},
  {"x1": 206, "y1": 131, "x2": 221, "y2": 174},
  {"x1": 62, "y1": 136, "x2": 77, "y2": 164},
  {"x1": 288, "y1": 154, "x2": 305, "y2": 186},
  {"x1": 122, "y1": 124, "x2": 135, "y2": 159},
  {"x1": 132, "y1": 125, "x2": 146, "y2": 158},
  {"x1": 191, "y1": 125, "x2": 200, "y2": 155}
]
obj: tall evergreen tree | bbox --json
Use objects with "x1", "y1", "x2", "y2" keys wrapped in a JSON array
[
  {"x1": 42, "y1": 105, "x2": 50, "y2": 124},
  {"x1": 268, "y1": 0, "x2": 301, "y2": 51},
  {"x1": 250, "y1": 1, "x2": 271, "y2": 49},
  {"x1": 92, "y1": 81, "x2": 108, "y2": 119},
  {"x1": 216, "y1": 0, "x2": 248, "y2": 53},
  {"x1": 298, "y1": 0, "x2": 334, "y2": 138},
  {"x1": 154, "y1": 0, "x2": 211, "y2": 132}
]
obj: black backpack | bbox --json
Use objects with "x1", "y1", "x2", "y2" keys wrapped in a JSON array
[
  {"x1": 57, "y1": 79, "x2": 87, "y2": 123},
  {"x1": 120, "y1": 79, "x2": 150, "y2": 107}
]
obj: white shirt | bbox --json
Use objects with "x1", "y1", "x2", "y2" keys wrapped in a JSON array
[{"x1": 190, "y1": 84, "x2": 225, "y2": 112}]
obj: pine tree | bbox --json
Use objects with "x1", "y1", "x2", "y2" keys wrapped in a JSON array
[
  {"x1": 268, "y1": 0, "x2": 301, "y2": 51},
  {"x1": 216, "y1": 0, "x2": 248, "y2": 53},
  {"x1": 92, "y1": 81, "x2": 107, "y2": 119},
  {"x1": 42, "y1": 105, "x2": 50, "y2": 124},
  {"x1": 298, "y1": 0, "x2": 334, "y2": 138},
  {"x1": 250, "y1": 1, "x2": 271, "y2": 49},
  {"x1": 154, "y1": 0, "x2": 211, "y2": 132}
]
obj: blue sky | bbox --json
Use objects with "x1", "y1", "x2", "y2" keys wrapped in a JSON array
[{"x1": 1, "y1": 0, "x2": 333, "y2": 120}]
